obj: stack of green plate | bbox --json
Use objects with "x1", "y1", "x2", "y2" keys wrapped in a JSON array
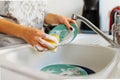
[{"x1": 41, "y1": 64, "x2": 88, "y2": 76}]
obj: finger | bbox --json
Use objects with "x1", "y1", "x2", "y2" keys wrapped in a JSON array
[
  {"x1": 67, "y1": 18, "x2": 78, "y2": 27},
  {"x1": 38, "y1": 37, "x2": 58, "y2": 50},
  {"x1": 67, "y1": 18, "x2": 77, "y2": 24},
  {"x1": 67, "y1": 18, "x2": 75, "y2": 23},
  {"x1": 34, "y1": 44, "x2": 48, "y2": 52},
  {"x1": 33, "y1": 37, "x2": 48, "y2": 51},
  {"x1": 35, "y1": 37, "x2": 48, "y2": 49},
  {"x1": 34, "y1": 45, "x2": 44, "y2": 52},
  {"x1": 37, "y1": 32, "x2": 46, "y2": 38},
  {"x1": 63, "y1": 19, "x2": 73, "y2": 31},
  {"x1": 43, "y1": 34, "x2": 59, "y2": 44},
  {"x1": 36, "y1": 34, "x2": 59, "y2": 50}
]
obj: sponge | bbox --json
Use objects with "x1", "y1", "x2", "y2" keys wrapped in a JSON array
[{"x1": 49, "y1": 34, "x2": 60, "y2": 52}]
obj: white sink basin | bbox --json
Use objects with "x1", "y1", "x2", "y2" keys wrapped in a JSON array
[
  {"x1": 72, "y1": 34, "x2": 111, "y2": 46},
  {"x1": 0, "y1": 43, "x2": 118, "y2": 79}
]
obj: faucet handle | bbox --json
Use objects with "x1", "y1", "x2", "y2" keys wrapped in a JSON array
[{"x1": 115, "y1": 15, "x2": 120, "y2": 26}]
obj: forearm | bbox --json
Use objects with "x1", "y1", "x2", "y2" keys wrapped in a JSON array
[{"x1": 0, "y1": 18, "x2": 25, "y2": 38}]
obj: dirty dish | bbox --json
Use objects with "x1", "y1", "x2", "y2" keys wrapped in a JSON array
[
  {"x1": 49, "y1": 23, "x2": 78, "y2": 45},
  {"x1": 41, "y1": 64, "x2": 88, "y2": 76},
  {"x1": 71, "y1": 65, "x2": 95, "y2": 74}
]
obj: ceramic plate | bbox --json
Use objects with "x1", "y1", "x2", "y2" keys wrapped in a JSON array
[
  {"x1": 49, "y1": 23, "x2": 78, "y2": 45},
  {"x1": 41, "y1": 64, "x2": 88, "y2": 76}
]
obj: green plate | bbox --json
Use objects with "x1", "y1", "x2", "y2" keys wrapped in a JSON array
[
  {"x1": 49, "y1": 23, "x2": 78, "y2": 45},
  {"x1": 41, "y1": 64, "x2": 88, "y2": 76}
]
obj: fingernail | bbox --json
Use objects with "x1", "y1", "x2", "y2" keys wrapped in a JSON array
[{"x1": 70, "y1": 27, "x2": 73, "y2": 31}]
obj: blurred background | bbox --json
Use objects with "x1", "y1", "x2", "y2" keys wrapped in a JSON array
[{"x1": 47, "y1": 0, "x2": 120, "y2": 33}]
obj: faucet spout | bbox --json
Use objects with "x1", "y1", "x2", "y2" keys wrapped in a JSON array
[{"x1": 72, "y1": 14, "x2": 118, "y2": 47}]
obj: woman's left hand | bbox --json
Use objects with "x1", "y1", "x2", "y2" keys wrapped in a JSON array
[{"x1": 44, "y1": 13, "x2": 76, "y2": 30}]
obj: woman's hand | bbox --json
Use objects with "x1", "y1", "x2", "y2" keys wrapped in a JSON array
[
  {"x1": 44, "y1": 13, "x2": 76, "y2": 30},
  {"x1": 21, "y1": 27, "x2": 58, "y2": 52},
  {"x1": 0, "y1": 18, "x2": 58, "y2": 52}
]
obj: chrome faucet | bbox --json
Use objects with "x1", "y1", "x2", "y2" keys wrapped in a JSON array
[
  {"x1": 112, "y1": 11, "x2": 120, "y2": 45},
  {"x1": 72, "y1": 14, "x2": 120, "y2": 47}
]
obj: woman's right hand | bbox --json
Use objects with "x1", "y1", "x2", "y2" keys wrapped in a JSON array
[
  {"x1": 0, "y1": 18, "x2": 58, "y2": 52},
  {"x1": 21, "y1": 27, "x2": 58, "y2": 52}
]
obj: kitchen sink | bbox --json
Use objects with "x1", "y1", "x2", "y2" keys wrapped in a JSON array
[
  {"x1": 72, "y1": 34, "x2": 111, "y2": 46},
  {"x1": 0, "y1": 43, "x2": 118, "y2": 79}
]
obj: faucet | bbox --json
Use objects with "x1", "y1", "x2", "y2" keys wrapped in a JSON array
[
  {"x1": 112, "y1": 11, "x2": 120, "y2": 45},
  {"x1": 71, "y1": 14, "x2": 120, "y2": 47}
]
